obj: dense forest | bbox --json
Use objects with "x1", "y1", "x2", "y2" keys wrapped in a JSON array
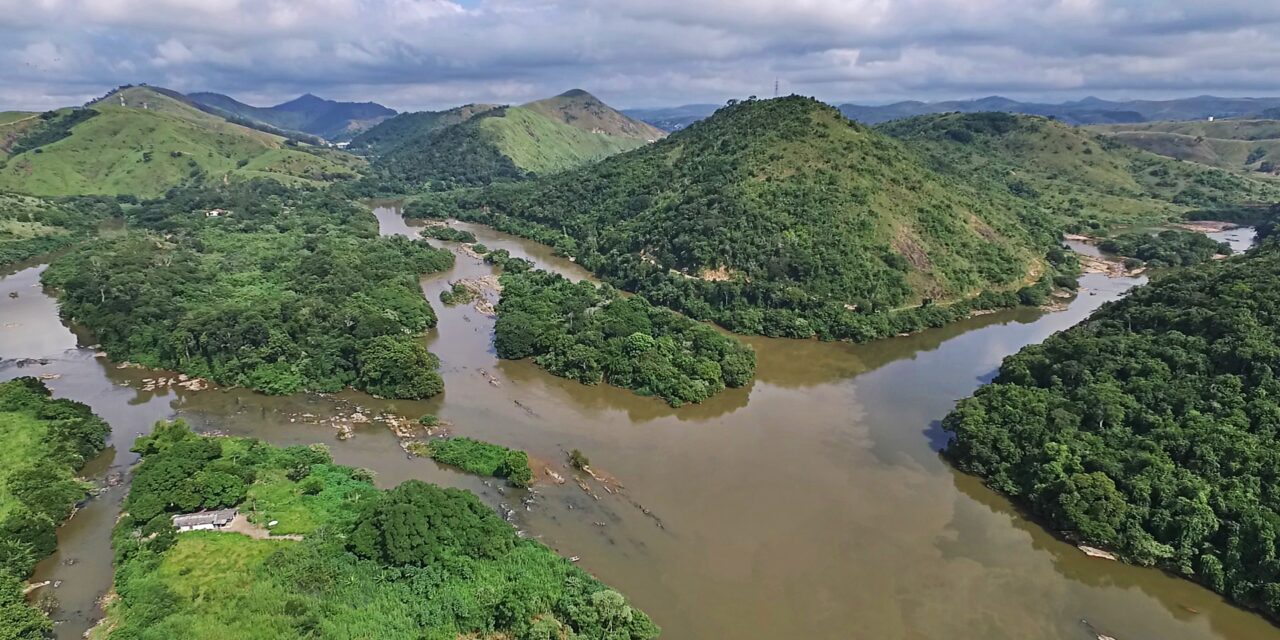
[
  {"x1": 0, "y1": 378, "x2": 110, "y2": 638},
  {"x1": 495, "y1": 269, "x2": 757, "y2": 406},
  {"x1": 102, "y1": 421, "x2": 657, "y2": 639},
  {"x1": 943, "y1": 240, "x2": 1280, "y2": 619},
  {"x1": 415, "y1": 96, "x2": 1081, "y2": 341},
  {"x1": 42, "y1": 181, "x2": 454, "y2": 398},
  {"x1": 0, "y1": 193, "x2": 122, "y2": 267},
  {"x1": 1098, "y1": 229, "x2": 1231, "y2": 267},
  {"x1": 364, "y1": 108, "x2": 527, "y2": 192}
]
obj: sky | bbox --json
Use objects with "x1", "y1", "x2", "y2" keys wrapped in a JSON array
[{"x1": 2, "y1": 0, "x2": 1279, "y2": 112}]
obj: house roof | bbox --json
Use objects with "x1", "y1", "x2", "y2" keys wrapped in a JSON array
[{"x1": 172, "y1": 508, "x2": 237, "y2": 527}]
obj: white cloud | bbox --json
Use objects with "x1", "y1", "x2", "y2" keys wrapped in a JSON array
[{"x1": 0, "y1": 0, "x2": 1277, "y2": 110}]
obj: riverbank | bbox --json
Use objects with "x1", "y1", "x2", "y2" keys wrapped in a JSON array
[{"x1": 3, "y1": 205, "x2": 1277, "y2": 640}]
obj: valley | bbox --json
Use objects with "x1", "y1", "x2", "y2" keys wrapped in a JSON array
[
  {"x1": 3, "y1": 82, "x2": 1280, "y2": 640},
  {"x1": 4, "y1": 205, "x2": 1278, "y2": 640}
]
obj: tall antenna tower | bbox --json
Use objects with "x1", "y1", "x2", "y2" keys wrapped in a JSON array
[{"x1": 774, "y1": 78, "x2": 779, "y2": 98}]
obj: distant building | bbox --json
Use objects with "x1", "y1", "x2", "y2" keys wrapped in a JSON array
[
  {"x1": 172, "y1": 508, "x2": 237, "y2": 532},
  {"x1": 205, "y1": 209, "x2": 229, "y2": 217}
]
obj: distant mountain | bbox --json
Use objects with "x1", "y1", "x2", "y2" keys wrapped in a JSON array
[
  {"x1": 187, "y1": 92, "x2": 396, "y2": 141},
  {"x1": 0, "y1": 86, "x2": 363, "y2": 197},
  {"x1": 1090, "y1": 119, "x2": 1280, "y2": 176},
  {"x1": 623, "y1": 104, "x2": 720, "y2": 132},
  {"x1": 348, "y1": 103, "x2": 499, "y2": 152},
  {"x1": 839, "y1": 95, "x2": 1280, "y2": 126},
  {"x1": 373, "y1": 90, "x2": 661, "y2": 190}
]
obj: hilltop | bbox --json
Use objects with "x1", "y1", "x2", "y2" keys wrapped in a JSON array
[
  {"x1": 1090, "y1": 119, "x2": 1280, "y2": 177},
  {"x1": 371, "y1": 90, "x2": 659, "y2": 190},
  {"x1": 523, "y1": 89, "x2": 666, "y2": 141},
  {"x1": 878, "y1": 112, "x2": 1280, "y2": 230},
  {"x1": 0, "y1": 86, "x2": 364, "y2": 198},
  {"x1": 188, "y1": 91, "x2": 396, "y2": 141},
  {"x1": 426, "y1": 96, "x2": 1076, "y2": 340}
]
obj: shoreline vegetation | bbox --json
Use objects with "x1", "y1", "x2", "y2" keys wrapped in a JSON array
[
  {"x1": 493, "y1": 268, "x2": 758, "y2": 406},
  {"x1": 97, "y1": 421, "x2": 658, "y2": 639},
  {"x1": 943, "y1": 237, "x2": 1280, "y2": 622},
  {"x1": 0, "y1": 378, "x2": 110, "y2": 638}
]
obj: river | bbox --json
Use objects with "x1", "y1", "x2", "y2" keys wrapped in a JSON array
[{"x1": 2, "y1": 204, "x2": 1276, "y2": 640}]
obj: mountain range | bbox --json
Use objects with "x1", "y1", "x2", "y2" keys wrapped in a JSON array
[
  {"x1": 187, "y1": 92, "x2": 396, "y2": 141},
  {"x1": 627, "y1": 95, "x2": 1280, "y2": 131}
]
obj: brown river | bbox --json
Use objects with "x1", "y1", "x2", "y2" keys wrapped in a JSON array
[{"x1": 2, "y1": 204, "x2": 1276, "y2": 640}]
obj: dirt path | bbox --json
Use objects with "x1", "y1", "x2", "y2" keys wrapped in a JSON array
[{"x1": 222, "y1": 513, "x2": 303, "y2": 541}]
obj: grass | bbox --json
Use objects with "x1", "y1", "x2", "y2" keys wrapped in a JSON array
[
  {"x1": 0, "y1": 411, "x2": 49, "y2": 520},
  {"x1": 480, "y1": 106, "x2": 647, "y2": 175},
  {"x1": 0, "y1": 87, "x2": 363, "y2": 197},
  {"x1": 412, "y1": 437, "x2": 533, "y2": 486}
]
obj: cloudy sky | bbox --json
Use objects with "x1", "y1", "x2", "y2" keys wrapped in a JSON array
[{"x1": 2, "y1": 0, "x2": 1279, "y2": 112}]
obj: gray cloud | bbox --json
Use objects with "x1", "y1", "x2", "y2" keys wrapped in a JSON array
[{"x1": 0, "y1": 0, "x2": 1277, "y2": 111}]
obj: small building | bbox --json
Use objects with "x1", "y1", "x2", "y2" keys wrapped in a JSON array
[
  {"x1": 172, "y1": 508, "x2": 237, "y2": 532},
  {"x1": 204, "y1": 208, "x2": 229, "y2": 217}
]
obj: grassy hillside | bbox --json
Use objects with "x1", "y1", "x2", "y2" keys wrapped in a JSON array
[
  {"x1": 523, "y1": 89, "x2": 666, "y2": 141},
  {"x1": 1091, "y1": 119, "x2": 1280, "y2": 176},
  {"x1": 427, "y1": 96, "x2": 1078, "y2": 341},
  {"x1": 371, "y1": 97, "x2": 652, "y2": 191},
  {"x1": 188, "y1": 92, "x2": 395, "y2": 141},
  {"x1": 0, "y1": 87, "x2": 363, "y2": 197},
  {"x1": 878, "y1": 112, "x2": 1280, "y2": 231},
  {"x1": 347, "y1": 103, "x2": 497, "y2": 152}
]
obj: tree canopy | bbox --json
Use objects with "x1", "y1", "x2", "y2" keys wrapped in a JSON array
[
  {"x1": 943, "y1": 239, "x2": 1280, "y2": 620},
  {"x1": 43, "y1": 181, "x2": 454, "y2": 398}
]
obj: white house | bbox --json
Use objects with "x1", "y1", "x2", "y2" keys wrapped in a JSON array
[{"x1": 172, "y1": 508, "x2": 237, "y2": 532}]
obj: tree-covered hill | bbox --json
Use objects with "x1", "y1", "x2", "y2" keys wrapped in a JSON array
[
  {"x1": 422, "y1": 96, "x2": 1076, "y2": 340},
  {"x1": 42, "y1": 181, "x2": 453, "y2": 398},
  {"x1": 0, "y1": 87, "x2": 364, "y2": 198},
  {"x1": 878, "y1": 112, "x2": 1280, "y2": 231},
  {"x1": 943, "y1": 239, "x2": 1280, "y2": 621},
  {"x1": 366, "y1": 91, "x2": 655, "y2": 192},
  {"x1": 0, "y1": 192, "x2": 122, "y2": 267}
]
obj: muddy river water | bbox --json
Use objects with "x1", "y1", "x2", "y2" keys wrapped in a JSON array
[{"x1": 2, "y1": 204, "x2": 1277, "y2": 640}]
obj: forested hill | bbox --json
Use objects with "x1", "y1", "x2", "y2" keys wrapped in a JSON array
[
  {"x1": 424, "y1": 96, "x2": 1074, "y2": 341},
  {"x1": 0, "y1": 86, "x2": 364, "y2": 197},
  {"x1": 943, "y1": 239, "x2": 1280, "y2": 620},
  {"x1": 878, "y1": 112, "x2": 1280, "y2": 231}
]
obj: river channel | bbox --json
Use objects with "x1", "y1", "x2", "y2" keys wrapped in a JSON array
[{"x1": 1, "y1": 204, "x2": 1276, "y2": 640}]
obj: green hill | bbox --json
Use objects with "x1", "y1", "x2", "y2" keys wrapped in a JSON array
[
  {"x1": 371, "y1": 91, "x2": 657, "y2": 191},
  {"x1": 0, "y1": 87, "x2": 364, "y2": 198},
  {"x1": 187, "y1": 91, "x2": 396, "y2": 141},
  {"x1": 0, "y1": 111, "x2": 39, "y2": 158},
  {"x1": 348, "y1": 103, "x2": 497, "y2": 152},
  {"x1": 1090, "y1": 119, "x2": 1280, "y2": 177},
  {"x1": 878, "y1": 112, "x2": 1280, "y2": 231},
  {"x1": 427, "y1": 96, "x2": 1078, "y2": 341}
]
